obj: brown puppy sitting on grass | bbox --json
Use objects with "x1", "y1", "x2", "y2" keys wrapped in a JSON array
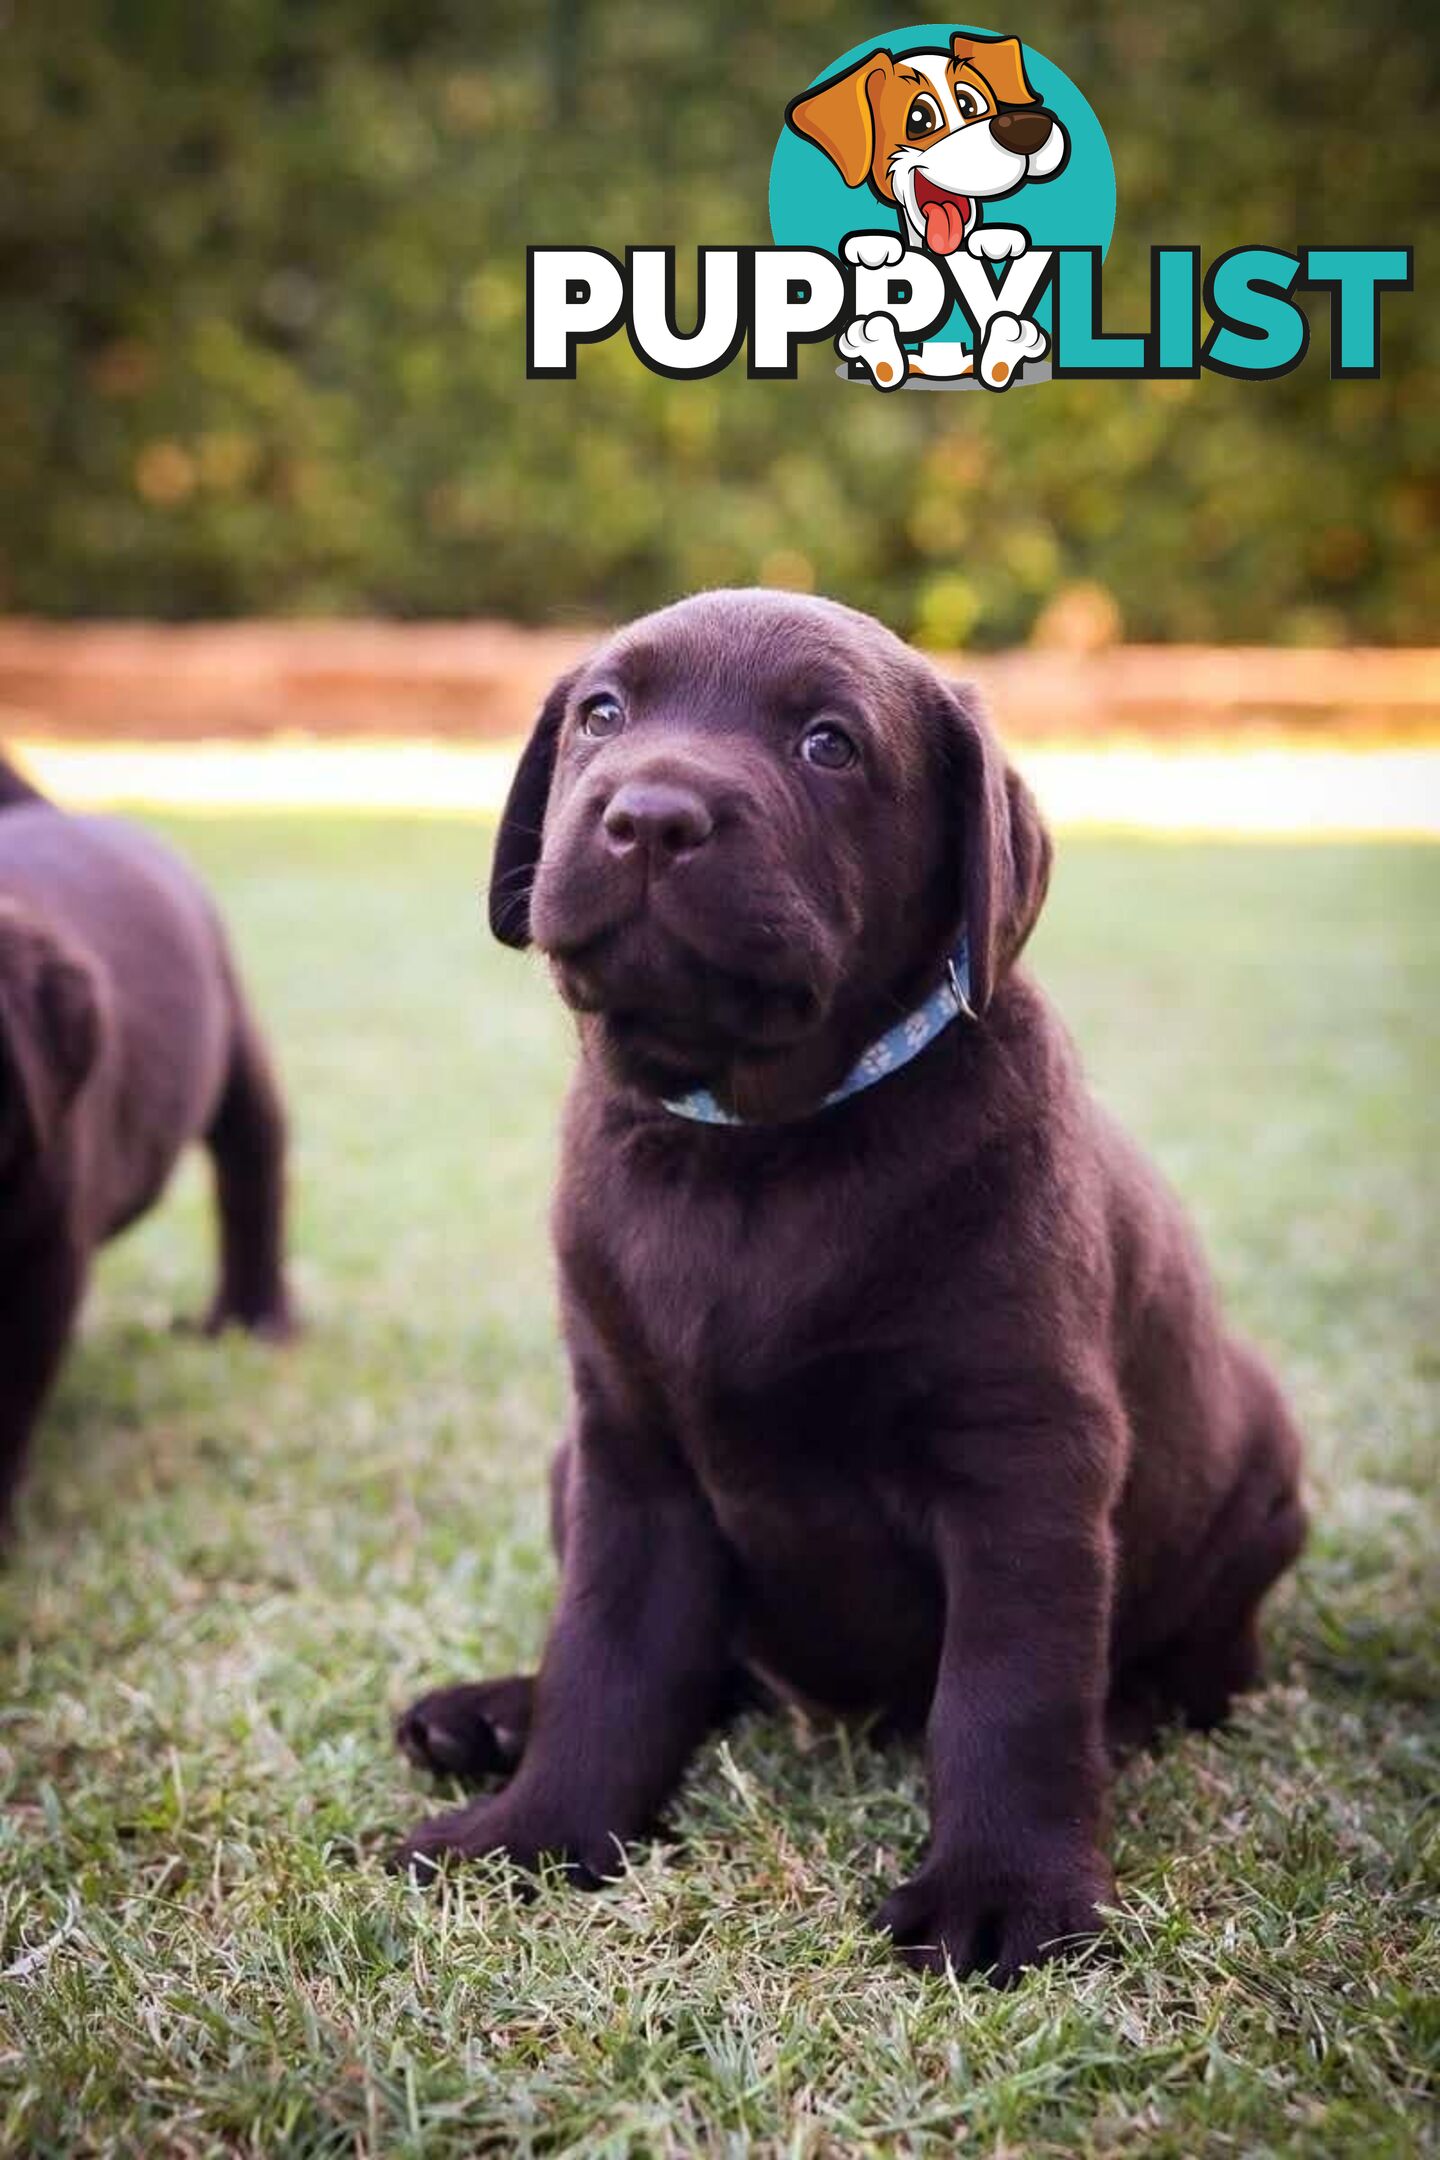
[
  {"x1": 0, "y1": 753, "x2": 295, "y2": 1532},
  {"x1": 395, "y1": 590, "x2": 1306, "y2": 1983}
]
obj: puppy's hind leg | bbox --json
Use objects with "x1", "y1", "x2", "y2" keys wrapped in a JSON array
[
  {"x1": 395, "y1": 1659, "x2": 768, "y2": 1786},
  {"x1": 0, "y1": 1234, "x2": 85, "y2": 1539},
  {"x1": 1138, "y1": 1356, "x2": 1306, "y2": 1734},
  {"x1": 202, "y1": 998, "x2": 296, "y2": 1340}
]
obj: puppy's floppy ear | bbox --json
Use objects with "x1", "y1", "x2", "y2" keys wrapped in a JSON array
[
  {"x1": 951, "y1": 32, "x2": 1039, "y2": 108},
  {"x1": 786, "y1": 51, "x2": 893, "y2": 188},
  {"x1": 0, "y1": 904, "x2": 102, "y2": 1162},
  {"x1": 488, "y1": 670, "x2": 578, "y2": 949},
  {"x1": 943, "y1": 682, "x2": 1052, "y2": 1013}
]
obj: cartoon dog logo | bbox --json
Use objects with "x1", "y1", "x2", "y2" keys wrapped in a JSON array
[{"x1": 786, "y1": 31, "x2": 1068, "y2": 390}]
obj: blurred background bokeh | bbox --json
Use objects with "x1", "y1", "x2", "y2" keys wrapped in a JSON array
[{"x1": 1, "y1": 0, "x2": 1435, "y2": 651}]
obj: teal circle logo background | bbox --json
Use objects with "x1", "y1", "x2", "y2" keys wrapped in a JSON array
[{"x1": 769, "y1": 23, "x2": 1115, "y2": 346}]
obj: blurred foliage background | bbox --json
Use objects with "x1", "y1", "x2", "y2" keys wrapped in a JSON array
[{"x1": 0, "y1": 0, "x2": 1434, "y2": 645}]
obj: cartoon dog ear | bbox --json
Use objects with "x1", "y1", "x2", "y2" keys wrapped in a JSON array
[
  {"x1": 951, "y1": 32, "x2": 1039, "y2": 108},
  {"x1": 786, "y1": 51, "x2": 893, "y2": 188},
  {"x1": 488, "y1": 670, "x2": 579, "y2": 949},
  {"x1": 0, "y1": 905, "x2": 101, "y2": 1163},
  {"x1": 943, "y1": 683, "x2": 1052, "y2": 1013}
]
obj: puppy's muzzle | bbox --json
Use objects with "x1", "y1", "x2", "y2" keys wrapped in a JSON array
[
  {"x1": 602, "y1": 780, "x2": 715, "y2": 868},
  {"x1": 989, "y1": 109, "x2": 1055, "y2": 156}
]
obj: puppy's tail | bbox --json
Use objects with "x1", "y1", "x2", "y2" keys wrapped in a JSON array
[{"x1": 0, "y1": 749, "x2": 48, "y2": 808}]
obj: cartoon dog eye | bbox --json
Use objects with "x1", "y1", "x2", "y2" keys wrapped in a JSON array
[
  {"x1": 954, "y1": 83, "x2": 990, "y2": 120},
  {"x1": 904, "y1": 94, "x2": 944, "y2": 140}
]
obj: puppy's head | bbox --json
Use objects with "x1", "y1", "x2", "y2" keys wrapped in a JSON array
[
  {"x1": 787, "y1": 33, "x2": 1067, "y2": 255},
  {"x1": 491, "y1": 591, "x2": 1050, "y2": 1120},
  {"x1": 0, "y1": 901, "x2": 101, "y2": 1177}
]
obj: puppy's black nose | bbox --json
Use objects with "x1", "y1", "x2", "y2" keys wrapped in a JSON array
[
  {"x1": 602, "y1": 781, "x2": 715, "y2": 863},
  {"x1": 989, "y1": 109, "x2": 1053, "y2": 155}
]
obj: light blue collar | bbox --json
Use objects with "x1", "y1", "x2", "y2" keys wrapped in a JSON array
[{"x1": 662, "y1": 937, "x2": 975, "y2": 1127}]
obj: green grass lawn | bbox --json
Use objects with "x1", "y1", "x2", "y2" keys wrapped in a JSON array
[{"x1": 1, "y1": 817, "x2": 1435, "y2": 2158}]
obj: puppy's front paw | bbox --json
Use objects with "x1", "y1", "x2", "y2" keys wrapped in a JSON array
[
  {"x1": 977, "y1": 312, "x2": 1047, "y2": 389},
  {"x1": 389, "y1": 1797, "x2": 619, "y2": 1887},
  {"x1": 837, "y1": 313, "x2": 908, "y2": 390},
  {"x1": 390, "y1": 1798, "x2": 514, "y2": 1882},
  {"x1": 843, "y1": 231, "x2": 906, "y2": 270},
  {"x1": 966, "y1": 224, "x2": 1029, "y2": 263},
  {"x1": 874, "y1": 1848, "x2": 1113, "y2": 1985}
]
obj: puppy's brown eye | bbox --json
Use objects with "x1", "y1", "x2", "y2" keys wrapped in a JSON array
[
  {"x1": 799, "y1": 721, "x2": 858, "y2": 771},
  {"x1": 578, "y1": 695, "x2": 625, "y2": 740},
  {"x1": 905, "y1": 95, "x2": 942, "y2": 139}
]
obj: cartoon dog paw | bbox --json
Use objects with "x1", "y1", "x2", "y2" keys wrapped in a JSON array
[
  {"x1": 978, "y1": 311, "x2": 1047, "y2": 389},
  {"x1": 842, "y1": 232, "x2": 907, "y2": 271},
  {"x1": 838, "y1": 313, "x2": 908, "y2": 390},
  {"x1": 967, "y1": 225, "x2": 1030, "y2": 264}
]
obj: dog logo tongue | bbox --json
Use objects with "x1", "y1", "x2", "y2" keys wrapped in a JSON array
[{"x1": 919, "y1": 186, "x2": 971, "y2": 255}]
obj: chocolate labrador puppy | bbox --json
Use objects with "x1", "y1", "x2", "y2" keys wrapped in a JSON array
[
  {"x1": 0, "y1": 753, "x2": 294, "y2": 1529},
  {"x1": 395, "y1": 591, "x2": 1305, "y2": 1981}
]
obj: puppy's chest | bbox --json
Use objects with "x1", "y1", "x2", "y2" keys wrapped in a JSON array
[
  {"x1": 579, "y1": 1170, "x2": 926, "y2": 1484},
  {"x1": 604, "y1": 1178, "x2": 844, "y2": 1382}
]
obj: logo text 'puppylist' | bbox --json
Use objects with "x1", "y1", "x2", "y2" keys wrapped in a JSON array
[{"x1": 527, "y1": 24, "x2": 1412, "y2": 394}]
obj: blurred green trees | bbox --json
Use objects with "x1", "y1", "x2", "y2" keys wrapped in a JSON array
[{"x1": 0, "y1": 0, "x2": 1434, "y2": 642}]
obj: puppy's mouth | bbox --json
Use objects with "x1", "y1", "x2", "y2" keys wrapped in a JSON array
[
  {"x1": 549, "y1": 926, "x2": 827, "y2": 1089},
  {"x1": 913, "y1": 172, "x2": 974, "y2": 255}
]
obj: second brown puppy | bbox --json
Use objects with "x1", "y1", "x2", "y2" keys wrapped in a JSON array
[
  {"x1": 396, "y1": 589, "x2": 1305, "y2": 1983},
  {"x1": 0, "y1": 755, "x2": 295, "y2": 1531}
]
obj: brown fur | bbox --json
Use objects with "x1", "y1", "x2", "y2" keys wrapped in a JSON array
[
  {"x1": 0, "y1": 756, "x2": 295, "y2": 1530},
  {"x1": 394, "y1": 592, "x2": 1306, "y2": 1983},
  {"x1": 787, "y1": 32, "x2": 1041, "y2": 200}
]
